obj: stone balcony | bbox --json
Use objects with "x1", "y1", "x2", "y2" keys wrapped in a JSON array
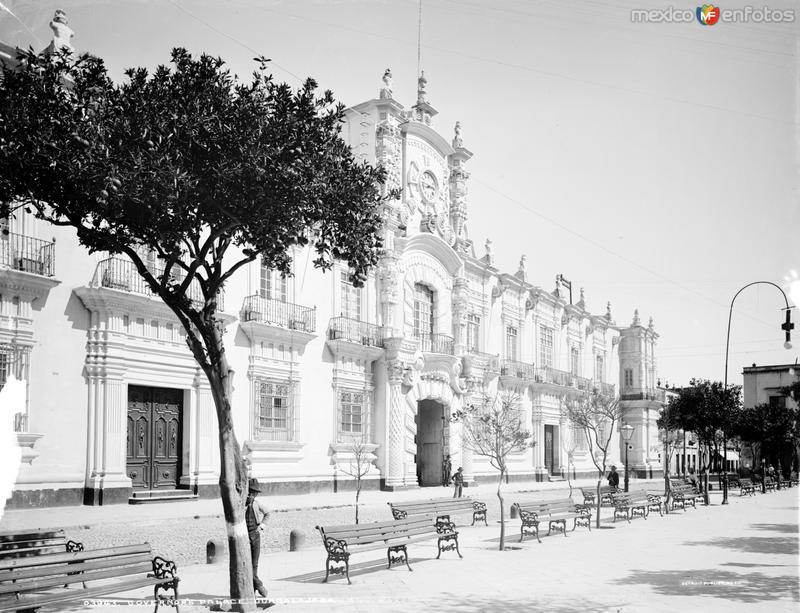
[
  {"x1": 0, "y1": 232, "x2": 56, "y2": 277},
  {"x1": 241, "y1": 294, "x2": 317, "y2": 349},
  {"x1": 326, "y1": 316, "x2": 385, "y2": 361}
]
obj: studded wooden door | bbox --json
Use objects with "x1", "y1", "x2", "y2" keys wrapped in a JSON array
[
  {"x1": 544, "y1": 425, "x2": 554, "y2": 474},
  {"x1": 126, "y1": 386, "x2": 183, "y2": 490}
]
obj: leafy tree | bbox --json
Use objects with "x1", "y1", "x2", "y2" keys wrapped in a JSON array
[
  {"x1": 566, "y1": 389, "x2": 622, "y2": 528},
  {"x1": 731, "y1": 402, "x2": 800, "y2": 481},
  {"x1": 657, "y1": 400, "x2": 687, "y2": 513},
  {"x1": 668, "y1": 379, "x2": 740, "y2": 504},
  {"x1": 0, "y1": 48, "x2": 391, "y2": 610},
  {"x1": 451, "y1": 391, "x2": 531, "y2": 551}
]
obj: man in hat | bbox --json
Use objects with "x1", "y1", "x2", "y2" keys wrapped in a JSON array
[
  {"x1": 607, "y1": 465, "x2": 620, "y2": 489},
  {"x1": 452, "y1": 467, "x2": 464, "y2": 498},
  {"x1": 246, "y1": 478, "x2": 270, "y2": 598}
]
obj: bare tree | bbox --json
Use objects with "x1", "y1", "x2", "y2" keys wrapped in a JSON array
[
  {"x1": 452, "y1": 391, "x2": 532, "y2": 551},
  {"x1": 337, "y1": 438, "x2": 372, "y2": 524},
  {"x1": 657, "y1": 401, "x2": 684, "y2": 514},
  {"x1": 567, "y1": 389, "x2": 623, "y2": 528}
]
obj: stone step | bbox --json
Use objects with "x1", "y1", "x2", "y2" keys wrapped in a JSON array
[{"x1": 128, "y1": 489, "x2": 198, "y2": 504}]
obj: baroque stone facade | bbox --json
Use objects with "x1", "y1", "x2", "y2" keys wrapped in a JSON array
[{"x1": 0, "y1": 61, "x2": 669, "y2": 507}]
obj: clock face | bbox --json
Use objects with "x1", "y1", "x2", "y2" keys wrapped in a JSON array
[{"x1": 420, "y1": 170, "x2": 438, "y2": 204}]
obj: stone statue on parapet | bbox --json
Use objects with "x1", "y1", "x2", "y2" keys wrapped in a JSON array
[
  {"x1": 46, "y1": 9, "x2": 74, "y2": 54},
  {"x1": 380, "y1": 68, "x2": 393, "y2": 99},
  {"x1": 417, "y1": 70, "x2": 428, "y2": 104},
  {"x1": 453, "y1": 121, "x2": 463, "y2": 148}
]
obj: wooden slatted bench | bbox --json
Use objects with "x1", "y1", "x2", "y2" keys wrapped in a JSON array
[
  {"x1": 764, "y1": 476, "x2": 777, "y2": 492},
  {"x1": 316, "y1": 515, "x2": 461, "y2": 585},
  {"x1": 511, "y1": 498, "x2": 591, "y2": 543},
  {"x1": 387, "y1": 497, "x2": 488, "y2": 526},
  {"x1": 580, "y1": 486, "x2": 618, "y2": 508},
  {"x1": 0, "y1": 529, "x2": 83, "y2": 560},
  {"x1": 778, "y1": 475, "x2": 791, "y2": 489},
  {"x1": 716, "y1": 473, "x2": 741, "y2": 490},
  {"x1": 669, "y1": 483, "x2": 704, "y2": 510},
  {"x1": 0, "y1": 543, "x2": 179, "y2": 613},
  {"x1": 738, "y1": 478, "x2": 756, "y2": 496},
  {"x1": 790, "y1": 472, "x2": 799, "y2": 486},
  {"x1": 611, "y1": 491, "x2": 663, "y2": 523}
]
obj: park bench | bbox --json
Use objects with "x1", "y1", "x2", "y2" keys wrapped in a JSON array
[
  {"x1": 511, "y1": 498, "x2": 591, "y2": 543},
  {"x1": 388, "y1": 496, "x2": 488, "y2": 526},
  {"x1": 611, "y1": 491, "x2": 663, "y2": 522},
  {"x1": 0, "y1": 529, "x2": 83, "y2": 560},
  {"x1": 777, "y1": 475, "x2": 791, "y2": 489},
  {"x1": 716, "y1": 473, "x2": 741, "y2": 490},
  {"x1": 580, "y1": 486, "x2": 618, "y2": 508},
  {"x1": 764, "y1": 476, "x2": 777, "y2": 492},
  {"x1": 669, "y1": 484, "x2": 704, "y2": 511},
  {"x1": 790, "y1": 472, "x2": 799, "y2": 486},
  {"x1": 316, "y1": 515, "x2": 461, "y2": 584},
  {"x1": 739, "y1": 478, "x2": 756, "y2": 496},
  {"x1": 0, "y1": 543, "x2": 179, "y2": 612}
]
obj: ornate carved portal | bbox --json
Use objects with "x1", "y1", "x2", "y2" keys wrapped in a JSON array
[{"x1": 126, "y1": 385, "x2": 183, "y2": 490}]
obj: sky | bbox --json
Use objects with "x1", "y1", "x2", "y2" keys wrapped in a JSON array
[{"x1": 1, "y1": 0, "x2": 798, "y2": 389}]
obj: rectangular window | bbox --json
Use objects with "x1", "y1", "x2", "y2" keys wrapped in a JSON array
[
  {"x1": 255, "y1": 379, "x2": 293, "y2": 441},
  {"x1": 413, "y1": 283, "x2": 434, "y2": 340},
  {"x1": 0, "y1": 344, "x2": 30, "y2": 432},
  {"x1": 595, "y1": 354, "x2": 604, "y2": 382},
  {"x1": 624, "y1": 368, "x2": 634, "y2": 388},
  {"x1": 466, "y1": 314, "x2": 480, "y2": 352},
  {"x1": 338, "y1": 389, "x2": 369, "y2": 442},
  {"x1": 340, "y1": 272, "x2": 362, "y2": 320},
  {"x1": 539, "y1": 326, "x2": 553, "y2": 368},
  {"x1": 505, "y1": 326, "x2": 518, "y2": 360},
  {"x1": 571, "y1": 347, "x2": 580, "y2": 376},
  {"x1": 768, "y1": 396, "x2": 786, "y2": 409},
  {"x1": 260, "y1": 263, "x2": 288, "y2": 302}
]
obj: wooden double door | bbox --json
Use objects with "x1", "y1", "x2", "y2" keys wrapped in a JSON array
[{"x1": 126, "y1": 386, "x2": 183, "y2": 490}]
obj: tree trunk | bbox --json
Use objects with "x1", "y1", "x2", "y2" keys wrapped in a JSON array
[
  {"x1": 497, "y1": 467, "x2": 505, "y2": 551},
  {"x1": 206, "y1": 329, "x2": 256, "y2": 612},
  {"x1": 355, "y1": 485, "x2": 361, "y2": 524},
  {"x1": 595, "y1": 477, "x2": 602, "y2": 529}
]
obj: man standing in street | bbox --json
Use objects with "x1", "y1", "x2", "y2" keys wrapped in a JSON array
[
  {"x1": 452, "y1": 466, "x2": 464, "y2": 498},
  {"x1": 246, "y1": 478, "x2": 270, "y2": 600}
]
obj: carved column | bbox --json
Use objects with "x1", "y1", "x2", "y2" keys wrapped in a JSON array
[
  {"x1": 452, "y1": 276, "x2": 469, "y2": 354},
  {"x1": 378, "y1": 252, "x2": 401, "y2": 336},
  {"x1": 385, "y1": 359, "x2": 406, "y2": 489},
  {"x1": 448, "y1": 125, "x2": 473, "y2": 243}
]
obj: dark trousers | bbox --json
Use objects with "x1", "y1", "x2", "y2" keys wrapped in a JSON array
[
  {"x1": 248, "y1": 530, "x2": 266, "y2": 594},
  {"x1": 453, "y1": 483, "x2": 463, "y2": 498}
]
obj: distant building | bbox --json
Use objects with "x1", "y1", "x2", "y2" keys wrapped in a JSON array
[{"x1": 0, "y1": 23, "x2": 670, "y2": 508}]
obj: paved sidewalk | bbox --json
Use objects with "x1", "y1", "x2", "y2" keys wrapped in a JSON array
[{"x1": 10, "y1": 485, "x2": 797, "y2": 612}]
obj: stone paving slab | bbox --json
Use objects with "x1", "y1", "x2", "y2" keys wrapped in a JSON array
[{"x1": 26, "y1": 487, "x2": 799, "y2": 612}]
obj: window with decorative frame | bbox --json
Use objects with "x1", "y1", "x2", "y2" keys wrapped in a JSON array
[
  {"x1": 254, "y1": 378, "x2": 295, "y2": 441},
  {"x1": 337, "y1": 388, "x2": 371, "y2": 443},
  {"x1": 340, "y1": 272, "x2": 362, "y2": 321},
  {"x1": 595, "y1": 353, "x2": 605, "y2": 382},
  {"x1": 623, "y1": 368, "x2": 634, "y2": 388},
  {"x1": 466, "y1": 313, "x2": 480, "y2": 352},
  {"x1": 413, "y1": 283, "x2": 434, "y2": 339},
  {"x1": 505, "y1": 326, "x2": 518, "y2": 360},
  {"x1": 539, "y1": 325, "x2": 553, "y2": 368},
  {"x1": 0, "y1": 343, "x2": 31, "y2": 432},
  {"x1": 570, "y1": 346, "x2": 580, "y2": 376}
]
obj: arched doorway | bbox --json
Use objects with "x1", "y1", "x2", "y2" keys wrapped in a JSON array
[{"x1": 416, "y1": 399, "x2": 448, "y2": 486}]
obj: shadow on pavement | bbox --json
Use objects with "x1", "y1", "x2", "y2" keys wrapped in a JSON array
[
  {"x1": 417, "y1": 592, "x2": 626, "y2": 612},
  {"x1": 277, "y1": 555, "x2": 435, "y2": 583},
  {"x1": 683, "y1": 536, "x2": 798, "y2": 556},
  {"x1": 723, "y1": 562, "x2": 795, "y2": 569},
  {"x1": 749, "y1": 522, "x2": 799, "y2": 534},
  {"x1": 617, "y1": 569, "x2": 799, "y2": 603}
]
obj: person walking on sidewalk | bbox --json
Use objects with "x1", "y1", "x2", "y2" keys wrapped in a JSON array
[
  {"x1": 442, "y1": 454, "x2": 452, "y2": 487},
  {"x1": 452, "y1": 467, "x2": 464, "y2": 498},
  {"x1": 246, "y1": 478, "x2": 270, "y2": 599},
  {"x1": 607, "y1": 465, "x2": 620, "y2": 489}
]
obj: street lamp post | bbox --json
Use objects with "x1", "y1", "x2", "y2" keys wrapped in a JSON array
[
  {"x1": 724, "y1": 281, "x2": 794, "y2": 505},
  {"x1": 621, "y1": 423, "x2": 634, "y2": 493}
]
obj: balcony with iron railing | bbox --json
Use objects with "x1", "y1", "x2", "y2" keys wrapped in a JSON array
[
  {"x1": 620, "y1": 388, "x2": 665, "y2": 402},
  {"x1": 0, "y1": 233, "x2": 56, "y2": 277},
  {"x1": 416, "y1": 333, "x2": 455, "y2": 355},
  {"x1": 242, "y1": 294, "x2": 316, "y2": 333},
  {"x1": 328, "y1": 316, "x2": 384, "y2": 348},
  {"x1": 92, "y1": 257, "x2": 225, "y2": 311},
  {"x1": 533, "y1": 366, "x2": 617, "y2": 397},
  {"x1": 500, "y1": 359, "x2": 537, "y2": 380}
]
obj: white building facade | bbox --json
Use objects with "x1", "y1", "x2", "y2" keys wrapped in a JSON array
[{"x1": 1, "y1": 54, "x2": 668, "y2": 507}]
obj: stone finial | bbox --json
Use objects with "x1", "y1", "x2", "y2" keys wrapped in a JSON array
[
  {"x1": 417, "y1": 70, "x2": 428, "y2": 105},
  {"x1": 606, "y1": 301, "x2": 613, "y2": 320},
  {"x1": 380, "y1": 68, "x2": 393, "y2": 99},
  {"x1": 518, "y1": 254, "x2": 526, "y2": 273},
  {"x1": 632, "y1": 309, "x2": 641, "y2": 326},
  {"x1": 453, "y1": 121, "x2": 463, "y2": 148},
  {"x1": 578, "y1": 287, "x2": 586, "y2": 307},
  {"x1": 553, "y1": 275, "x2": 562, "y2": 298},
  {"x1": 48, "y1": 9, "x2": 74, "y2": 53},
  {"x1": 648, "y1": 316, "x2": 655, "y2": 330}
]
